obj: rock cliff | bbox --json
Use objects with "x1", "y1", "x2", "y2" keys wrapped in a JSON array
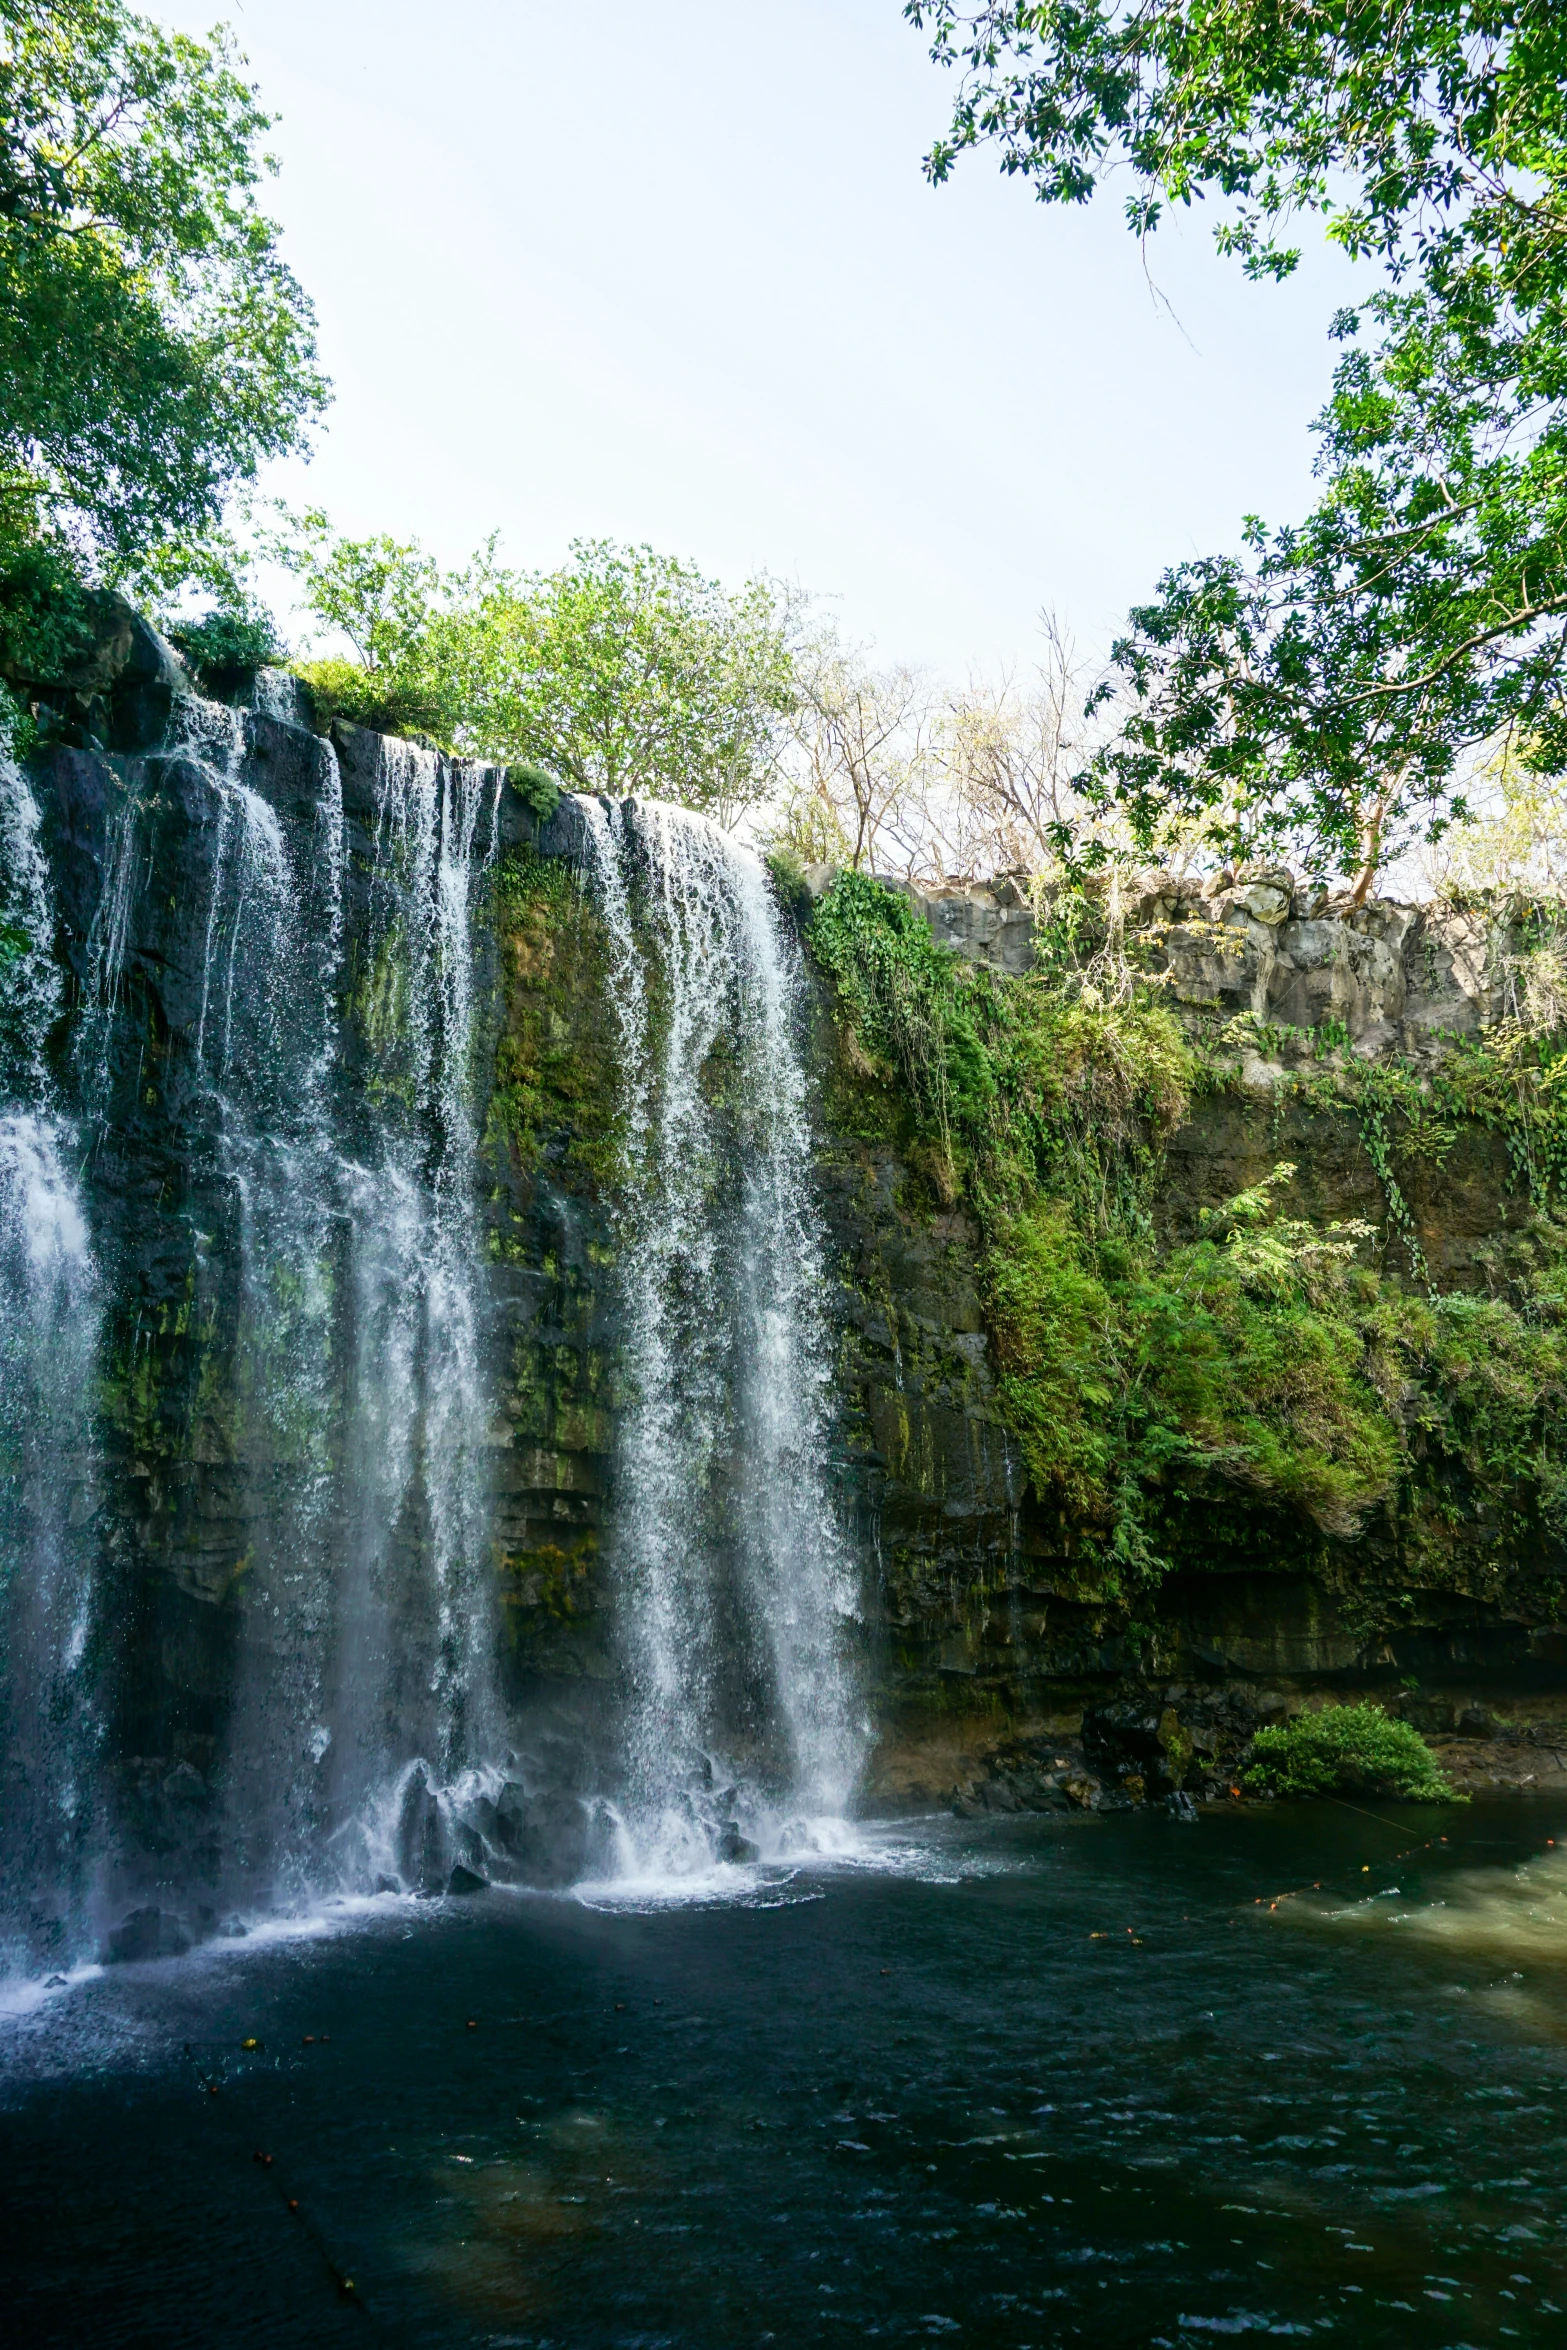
[{"x1": 12, "y1": 631, "x2": 1565, "y2": 1851}]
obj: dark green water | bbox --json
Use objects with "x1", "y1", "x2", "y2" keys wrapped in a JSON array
[{"x1": 4, "y1": 1800, "x2": 1566, "y2": 2348}]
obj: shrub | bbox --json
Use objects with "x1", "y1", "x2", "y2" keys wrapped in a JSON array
[
  {"x1": 290, "y1": 655, "x2": 446, "y2": 742},
  {"x1": 0, "y1": 520, "x2": 99, "y2": 687},
  {"x1": 165, "y1": 607, "x2": 281, "y2": 679},
  {"x1": 507, "y1": 762, "x2": 562, "y2": 820},
  {"x1": 1243, "y1": 1703, "x2": 1460, "y2": 1802}
]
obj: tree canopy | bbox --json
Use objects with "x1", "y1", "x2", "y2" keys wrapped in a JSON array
[
  {"x1": 908, "y1": 2, "x2": 1567, "y2": 890},
  {"x1": 0, "y1": 0, "x2": 325, "y2": 578},
  {"x1": 281, "y1": 521, "x2": 797, "y2": 825}
]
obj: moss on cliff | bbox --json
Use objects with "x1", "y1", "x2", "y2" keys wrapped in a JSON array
[
  {"x1": 807, "y1": 870, "x2": 1567, "y2": 1619},
  {"x1": 485, "y1": 844, "x2": 621, "y2": 1202}
]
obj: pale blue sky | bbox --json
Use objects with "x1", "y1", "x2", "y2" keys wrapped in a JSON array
[{"x1": 163, "y1": 0, "x2": 1370, "y2": 672}]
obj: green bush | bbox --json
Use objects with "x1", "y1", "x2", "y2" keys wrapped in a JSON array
[
  {"x1": 0, "y1": 517, "x2": 99, "y2": 688},
  {"x1": 290, "y1": 654, "x2": 447, "y2": 743},
  {"x1": 165, "y1": 607, "x2": 282, "y2": 678},
  {"x1": 1243, "y1": 1702, "x2": 1460, "y2": 1801},
  {"x1": 507, "y1": 762, "x2": 562, "y2": 820}
]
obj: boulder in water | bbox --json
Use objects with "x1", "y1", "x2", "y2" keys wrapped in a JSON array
[
  {"x1": 716, "y1": 1822, "x2": 760, "y2": 1864},
  {"x1": 103, "y1": 1906, "x2": 191, "y2": 1964},
  {"x1": 395, "y1": 1765, "x2": 451, "y2": 1896},
  {"x1": 491, "y1": 1783, "x2": 590, "y2": 1887},
  {"x1": 446, "y1": 1865, "x2": 488, "y2": 1896}
]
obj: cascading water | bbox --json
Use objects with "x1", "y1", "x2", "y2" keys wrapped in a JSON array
[
  {"x1": 4, "y1": 659, "x2": 868, "y2": 1971},
  {"x1": 180, "y1": 712, "x2": 505, "y2": 1905},
  {"x1": 325, "y1": 738, "x2": 505, "y2": 1884},
  {"x1": 0, "y1": 753, "x2": 102, "y2": 1975},
  {"x1": 582, "y1": 799, "x2": 864, "y2": 1876},
  {"x1": 1, "y1": 678, "x2": 514, "y2": 1974}
]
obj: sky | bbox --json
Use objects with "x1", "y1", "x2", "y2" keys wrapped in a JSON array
[{"x1": 159, "y1": 0, "x2": 1373, "y2": 676}]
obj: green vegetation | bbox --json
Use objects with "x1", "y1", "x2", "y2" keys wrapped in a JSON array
[
  {"x1": 485, "y1": 845, "x2": 621, "y2": 1198},
  {"x1": 1244, "y1": 1703, "x2": 1459, "y2": 1802},
  {"x1": 163, "y1": 606, "x2": 281, "y2": 682},
  {"x1": 280, "y1": 518, "x2": 794, "y2": 820},
  {"x1": 908, "y1": 1, "x2": 1567, "y2": 895},
  {"x1": 808, "y1": 869, "x2": 1567, "y2": 1601},
  {"x1": 0, "y1": 0, "x2": 325, "y2": 584}
]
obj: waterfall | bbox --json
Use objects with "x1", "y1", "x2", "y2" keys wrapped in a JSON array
[
  {"x1": 0, "y1": 755, "x2": 102, "y2": 1975},
  {"x1": 1, "y1": 691, "x2": 511, "y2": 1971},
  {"x1": 179, "y1": 715, "x2": 504, "y2": 1903},
  {"x1": 582, "y1": 799, "x2": 864, "y2": 1875},
  {"x1": 324, "y1": 739, "x2": 503, "y2": 1869},
  {"x1": 179, "y1": 695, "x2": 353, "y2": 1905}
]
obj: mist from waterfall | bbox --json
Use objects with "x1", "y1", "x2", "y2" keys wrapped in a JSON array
[{"x1": 582, "y1": 799, "x2": 864, "y2": 1878}]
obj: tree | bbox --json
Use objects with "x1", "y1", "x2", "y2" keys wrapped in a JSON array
[
  {"x1": 906, "y1": 2, "x2": 1567, "y2": 891},
  {"x1": 1428, "y1": 746, "x2": 1567, "y2": 897},
  {"x1": 281, "y1": 521, "x2": 797, "y2": 823},
  {"x1": 768, "y1": 620, "x2": 1119, "y2": 884},
  {"x1": 771, "y1": 631, "x2": 938, "y2": 873},
  {"x1": 0, "y1": 0, "x2": 325, "y2": 579},
  {"x1": 471, "y1": 540, "x2": 796, "y2": 824},
  {"x1": 277, "y1": 512, "x2": 471, "y2": 742},
  {"x1": 905, "y1": 2, "x2": 1567, "y2": 291},
  {"x1": 935, "y1": 616, "x2": 1106, "y2": 875}
]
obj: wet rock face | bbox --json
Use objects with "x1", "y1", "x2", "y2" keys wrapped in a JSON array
[
  {"x1": 491, "y1": 857, "x2": 1564, "y2": 1803},
  {"x1": 102, "y1": 1905, "x2": 192, "y2": 1965},
  {"x1": 3, "y1": 589, "x2": 185, "y2": 756}
]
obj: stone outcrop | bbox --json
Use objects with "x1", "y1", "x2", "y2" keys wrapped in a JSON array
[{"x1": 802, "y1": 859, "x2": 1529, "y2": 1068}]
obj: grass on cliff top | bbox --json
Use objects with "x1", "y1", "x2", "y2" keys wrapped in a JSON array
[
  {"x1": 1243, "y1": 1703, "x2": 1461, "y2": 1802},
  {"x1": 806, "y1": 869, "x2": 1567, "y2": 1610}
]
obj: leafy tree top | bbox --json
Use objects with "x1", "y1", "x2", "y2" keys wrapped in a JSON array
[
  {"x1": 905, "y1": 2, "x2": 1567, "y2": 288},
  {"x1": 280, "y1": 519, "x2": 797, "y2": 825},
  {"x1": 0, "y1": 0, "x2": 327, "y2": 573},
  {"x1": 908, "y1": 3, "x2": 1567, "y2": 892}
]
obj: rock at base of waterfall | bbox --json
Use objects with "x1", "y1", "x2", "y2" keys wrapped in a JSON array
[
  {"x1": 446, "y1": 1865, "x2": 488, "y2": 1896},
  {"x1": 490, "y1": 1783, "x2": 591, "y2": 1887},
  {"x1": 395, "y1": 1765, "x2": 452, "y2": 1896},
  {"x1": 716, "y1": 1822, "x2": 761, "y2": 1864},
  {"x1": 102, "y1": 1906, "x2": 192, "y2": 1965}
]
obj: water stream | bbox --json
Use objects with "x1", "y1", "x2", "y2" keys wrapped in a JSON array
[
  {"x1": 0, "y1": 754, "x2": 103, "y2": 1978},
  {"x1": 581, "y1": 800, "x2": 864, "y2": 1880}
]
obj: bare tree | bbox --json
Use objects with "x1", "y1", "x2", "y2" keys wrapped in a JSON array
[
  {"x1": 933, "y1": 613, "x2": 1107, "y2": 877},
  {"x1": 766, "y1": 610, "x2": 1133, "y2": 888},
  {"x1": 774, "y1": 628, "x2": 939, "y2": 873}
]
